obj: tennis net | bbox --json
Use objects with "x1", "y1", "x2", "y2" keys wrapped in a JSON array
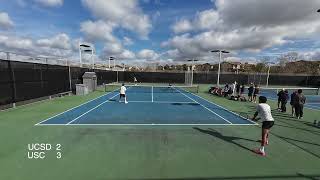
[{"x1": 104, "y1": 84, "x2": 199, "y2": 93}]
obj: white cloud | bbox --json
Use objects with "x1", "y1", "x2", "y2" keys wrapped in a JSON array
[
  {"x1": 0, "y1": 33, "x2": 74, "y2": 57},
  {"x1": 120, "y1": 49, "x2": 136, "y2": 59},
  {"x1": 137, "y1": 49, "x2": 159, "y2": 60},
  {"x1": 172, "y1": 19, "x2": 192, "y2": 34},
  {"x1": 123, "y1": 36, "x2": 133, "y2": 46},
  {"x1": 297, "y1": 49, "x2": 320, "y2": 60},
  {"x1": 102, "y1": 42, "x2": 124, "y2": 55},
  {"x1": 82, "y1": 0, "x2": 152, "y2": 39},
  {"x1": 80, "y1": 20, "x2": 117, "y2": 43},
  {"x1": 34, "y1": 0, "x2": 63, "y2": 7},
  {"x1": 36, "y1": 33, "x2": 71, "y2": 50},
  {"x1": 166, "y1": 0, "x2": 320, "y2": 60},
  {"x1": 0, "y1": 12, "x2": 14, "y2": 29},
  {"x1": 224, "y1": 56, "x2": 242, "y2": 62},
  {"x1": 0, "y1": 35, "x2": 33, "y2": 50},
  {"x1": 172, "y1": 10, "x2": 220, "y2": 34},
  {"x1": 101, "y1": 41, "x2": 136, "y2": 60}
]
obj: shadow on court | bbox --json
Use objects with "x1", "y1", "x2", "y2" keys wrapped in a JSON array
[
  {"x1": 193, "y1": 127, "x2": 256, "y2": 153},
  {"x1": 270, "y1": 132, "x2": 320, "y2": 160}
]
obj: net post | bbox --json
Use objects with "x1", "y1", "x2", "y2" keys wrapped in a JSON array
[{"x1": 317, "y1": 88, "x2": 320, "y2": 95}]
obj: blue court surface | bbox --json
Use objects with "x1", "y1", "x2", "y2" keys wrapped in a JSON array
[{"x1": 36, "y1": 86, "x2": 257, "y2": 126}]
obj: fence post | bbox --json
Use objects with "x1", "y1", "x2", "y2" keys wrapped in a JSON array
[
  {"x1": 8, "y1": 60, "x2": 17, "y2": 108},
  {"x1": 6, "y1": 52, "x2": 10, "y2": 60},
  {"x1": 68, "y1": 60, "x2": 72, "y2": 92}
]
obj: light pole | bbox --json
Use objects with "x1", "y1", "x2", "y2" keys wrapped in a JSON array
[
  {"x1": 79, "y1": 43, "x2": 94, "y2": 69},
  {"x1": 265, "y1": 62, "x2": 276, "y2": 87},
  {"x1": 211, "y1": 50, "x2": 230, "y2": 86},
  {"x1": 83, "y1": 49, "x2": 94, "y2": 69},
  {"x1": 109, "y1": 56, "x2": 115, "y2": 69},
  {"x1": 187, "y1": 59, "x2": 199, "y2": 86}
]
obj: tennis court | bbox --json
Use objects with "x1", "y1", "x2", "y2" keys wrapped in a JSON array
[
  {"x1": 36, "y1": 85, "x2": 256, "y2": 125},
  {"x1": 258, "y1": 87, "x2": 320, "y2": 110}
]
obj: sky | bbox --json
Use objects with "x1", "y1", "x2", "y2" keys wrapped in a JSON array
[{"x1": 1, "y1": 0, "x2": 320, "y2": 65}]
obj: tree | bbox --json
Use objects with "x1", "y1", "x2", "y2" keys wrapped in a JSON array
[
  {"x1": 284, "y1": 52, "x2": 298, "y2": 62},
  {"x1": 278, "y1": 52, "x2": 298, "y2": 67},
  {"x1": 254, "y1": 63, "x2": 266, "y2": 73}
]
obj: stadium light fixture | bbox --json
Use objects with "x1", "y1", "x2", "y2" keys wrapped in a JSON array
[
  {"x1": 265, "y1": 61, "x2": 276, "y2": 87},
  {"x1": 210, "y1": 50, "x2": 230, "y2": 86},
  {"x1": 79, "y1": 44, "x2": 91, "y2": 48},
  {"x1": 109, "y1": 56, "x2": 116, "y2": 69},
  {"x1": 79, "y1": 43, "x2": 95, "y2": 69}
]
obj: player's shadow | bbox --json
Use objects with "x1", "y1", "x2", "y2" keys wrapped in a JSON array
[
  {"x1": 193, "y1": 127, "x2": 256, "y2": 153},
  {"x1": 304, "y1": 122, "x2": 320, "y2": 130}
]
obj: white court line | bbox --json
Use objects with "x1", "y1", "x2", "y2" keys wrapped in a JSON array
[
  {"x1": 66, "y1": 93, "x2": 120, "y2": 125},
  {"x1": 35, "y1": 89, "x2": 119, "y2": 126},
  {"x1": 187, "y1": 92, "x2": 258, "y2": 125},
  {"x1": 36, "y1": 123, "x2": 257, "y2": 126},
  {"x1": 174, "y1": 87, "x2": 233, "y2": 124}
]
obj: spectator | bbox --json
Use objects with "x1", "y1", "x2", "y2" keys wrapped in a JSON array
[
  {"x1": 290, "y1": 91, "x2": 297, "y2": 117},
  {"x1": 228, "y1": 85, "x2": 233, "y2": 97},
  {"x1": 248, "y1": 83, "x2": 254, "y2": 102},
  {"x1": 253, "y1": 85, "x2": 260, "y2": 103},
  {"x1": 232, "y1": 81, "x2": 237, "y2": 96},
  {"x1": 280, "y1": 90, "x2": 289, "y2": 112},
  {"x1": 277, "y1": 88, "x2": 285, "y2": 111},
  {"x1": 240, "y1": 83, "x2": 245, "y2": 96},
  {"x1": 236, "y1": 83, "x2": 241, "y2": 96},
  {"x1": 293, "y1": 89, "x2": 306, "y2": 119}
]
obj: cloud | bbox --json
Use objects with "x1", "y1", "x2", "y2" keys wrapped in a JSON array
[
  {"x1": 82, "y1": 0, "x2": 152, "y2": 39},
  {"x1": 123, "y1": 36, "x2": 133, "y2": 46},
  {"x1": 166, "y1": 0, "x2": 320, "y2": 60},
  {"x1": 34, "y1": 0, "x2": 63, "y2": 7},
  {"x1": 0, "y1": 34, "x2": 33, "y2": 50},
  {"x1": 137, "y1": 49, "x2": 159, "y2": 60},
  {"x1": 0, "y1": 12, "x2": 14, "y2": 29},
  {"x1": 36, "y1": 33, "x2": 71, "y2": 50},
  {"x1": 80, "y1": 20, "x2": 117, "y2": 43},
  {"x1": 101, "y1": 41, "x2": 136, "y2": 59},
  {"x1": 172, "y1": 10, "x2": 220, "y2": 34},
  {"x1": 296, "y1": 49, "x2": 320, "y2": 60},
  {"x1": 172, "y1": 19, "x2": 192, "y2": 34},
  {"x1": 0, "y1": 33, "x2": 74, "y2": 57}
]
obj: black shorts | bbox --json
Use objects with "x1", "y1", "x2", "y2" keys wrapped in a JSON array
[
  {"x1": 120, "y1": 94, "x2": 126, "y2": 98},
  {"x1": 262, "y1": 121, "x2": 274, "y2": 129},
  {"x1": 248, "y1": 93, "x2": 253, "y2": 96}
]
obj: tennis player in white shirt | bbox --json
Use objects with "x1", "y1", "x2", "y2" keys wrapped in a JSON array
[
  {"x1": 119, "y1": 83, "x2": 128, "y2": 104},
  {"x1": 252, "y1": 96, "x2": 274, "y2": 157}
]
